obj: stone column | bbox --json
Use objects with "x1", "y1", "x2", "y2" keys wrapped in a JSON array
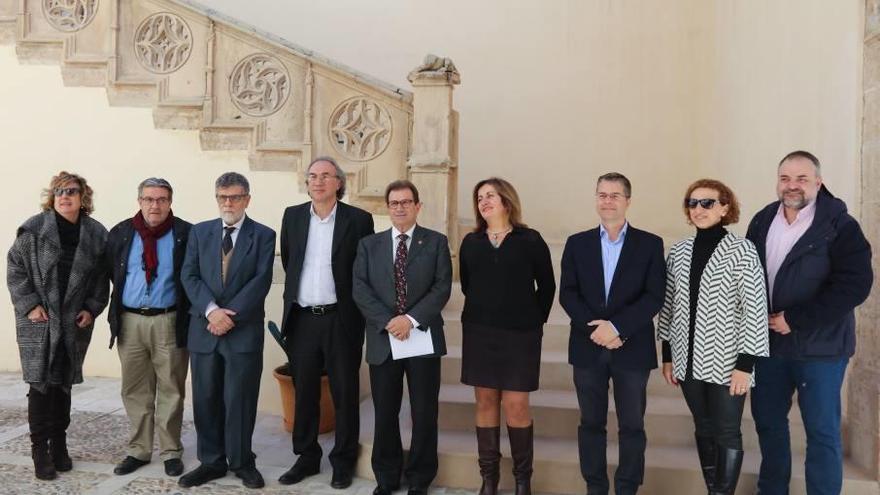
[
  {"x1": 852, "y1": 0, "x2": 880, "y2": 479},
  {"x1": 407, "y1": 55, "x2": 461, "y2": 254}
]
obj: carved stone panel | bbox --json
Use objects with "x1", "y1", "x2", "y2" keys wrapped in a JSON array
[
  {"x1": 228, "y1": 53, "x2": 291, "y2": 117},
  {"x1": 329, "y1": 96, "x2": 392, "y2": 162},
  {"x1": 42, "y1": 0, "x2": 98, "y2": 32},
  {"x1": 134, "y1": 12, "x2": 192, "y2": 74}
]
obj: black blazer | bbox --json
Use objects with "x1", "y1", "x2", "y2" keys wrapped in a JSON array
[
  {"x1": 105, "y1": 216, "x2": 192, "y2": 348},
  {"x1": 353, "y1": 225, "x2": 452, "y2": 365},
  {"x1": 280, "y1": 201, "x2": 375, "y2": 340},
  {"x1": 559, "y1": 225, "x2": 666, "y2": 370},
  {"x1": 181, "y1": 216, "x2": 276, "y2": 354}
]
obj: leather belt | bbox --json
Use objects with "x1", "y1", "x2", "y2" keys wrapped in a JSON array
[
  {"x1": 296, "y1": 303, "x2": 338, "y2": 316},
  {"x1": 123, "y1": 305, "x2": 176, "y2": 317}
]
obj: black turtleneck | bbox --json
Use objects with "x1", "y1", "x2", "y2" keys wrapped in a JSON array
[
  {"x1": 55, "y1": 210, "x2": 81, "y2": 304},
  {"x1": 662, "y1": 223, "x2": 756, "y2": 375}
]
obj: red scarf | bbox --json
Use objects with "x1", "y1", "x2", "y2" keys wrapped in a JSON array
[{"x1": 132, "y1": 211, "x2": 174, "y2": 286}]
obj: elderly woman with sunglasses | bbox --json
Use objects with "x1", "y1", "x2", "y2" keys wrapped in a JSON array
[
  {"x1": 6, "y1": 172, "x2": 109, "y2": 480},
  {"x1": 656, "y1": 179, "x2": 768, "y2": 495}
]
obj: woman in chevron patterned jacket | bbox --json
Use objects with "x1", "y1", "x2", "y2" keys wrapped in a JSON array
[{"x1": 657, "y1": 178, "x2": 769, "y2": 495}]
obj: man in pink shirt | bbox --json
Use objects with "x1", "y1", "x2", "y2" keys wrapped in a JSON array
[{"x1": 746, "y1": 151, "x2": 873, "y2": 495}]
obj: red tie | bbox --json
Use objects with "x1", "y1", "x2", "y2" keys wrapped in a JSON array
[{"x1": 394, "y1": 233, "x2": 408, "y2": 314}]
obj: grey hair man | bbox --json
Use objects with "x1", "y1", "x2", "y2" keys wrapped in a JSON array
[{"x1": 106, "y1": 178, "x2": 192, "y2": 478}]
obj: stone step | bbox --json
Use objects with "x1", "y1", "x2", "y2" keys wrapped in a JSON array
[
  {"x1": 356, "y1": 400, "x2": 878, "y2": 495},
  {"x1": 434, "y1": 383, "x2": 806, "y2": 454}
]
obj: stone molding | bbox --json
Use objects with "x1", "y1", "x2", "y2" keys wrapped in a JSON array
[{"x1": 0, "y1": 0, "x2": 458, "y2": 223}]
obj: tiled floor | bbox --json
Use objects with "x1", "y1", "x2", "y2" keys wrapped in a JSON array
[{"x1": 0, "y1": 373, "x2": 480, "y2": 495}]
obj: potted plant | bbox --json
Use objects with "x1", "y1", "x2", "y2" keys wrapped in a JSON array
[{"x1": 268, "y1": 321, "x2": 335, "y2": 433}]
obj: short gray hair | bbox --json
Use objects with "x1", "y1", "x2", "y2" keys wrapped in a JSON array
[
  {"x1": 138, "y1": 177, "x2": 173, "y2": 200},
  {"x1": 306, "y1": 156, "x2": 346, "y2": 200},
  {"x1": 215, "y1": 172, "x2": 250, "y2": 194}
]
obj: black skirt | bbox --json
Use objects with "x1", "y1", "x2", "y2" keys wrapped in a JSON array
[{"x1": 460, "y1": 322, "x2": 542, "y2": 392}]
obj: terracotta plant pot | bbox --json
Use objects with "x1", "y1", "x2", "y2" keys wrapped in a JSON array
[{"x1": 273, "y1": 364, "x2": 335, "y2": 434}]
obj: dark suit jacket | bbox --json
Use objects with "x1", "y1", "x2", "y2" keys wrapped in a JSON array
[
  {"x1": 105, "y1": 216, "x2": 192, "y2": 348},
  {"x1": 559, "y1": 225, "x2": 666, "y2": 370},
  {"x1": 280, "y1": 201, "x2": 375, "y2": 340},
  {"x1": 181, "y1": 216, "x2": 276, "y2": 354},
  {"x1": 353, "y1": 225, "x2": 452, "y2": 365}
]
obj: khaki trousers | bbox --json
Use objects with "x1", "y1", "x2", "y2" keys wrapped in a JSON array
[{"x1": 118, "y1": 311, "x2": 188, "y2": 461}]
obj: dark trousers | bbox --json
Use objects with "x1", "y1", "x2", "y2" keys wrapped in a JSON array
[
  {"x1": 190, "y1": 338, "x2": 262, "y2": 471},
  {"x1": 369, "y1": 356, "x2": 441, "y2": 489},
  {"x1": 573, "y1": 355, "x2": 650, "y2": 495},
  {"x1": 286, "y1": 308, "x2": 361, "y2": 472},
  {"x1": 28, "y1": 385, "x2": 71, "y2": 445},
  {"x1": 751, "y1": 356, "x2": 848, "y2": 495},
  {"x1": 680, "y1": 378, "x2": 745, "y2": 450}
]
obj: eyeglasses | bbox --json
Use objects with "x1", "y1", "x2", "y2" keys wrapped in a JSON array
[
  {"x1": 388, "y1": 199, "x2": 415, "y2": 209},
  {"x1": 215, "y1": 194, "x2": 248, "y2": 204},
  {"x1": 139, "y1": 197, "x2": 170, "y2": 206},
  {"x1": 685, "y1": 198, "x2": 719, "y2": 209},
  {"x1": 53, "y1": 187, "x2": 81, "y2": 197},
  {"x1": 307, "y1": 173, "x2": 339, "y2": 183}
]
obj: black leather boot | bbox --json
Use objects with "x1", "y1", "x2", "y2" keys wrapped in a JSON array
[
  {"x1": 507, "y1": 423, "x2": 533, "y2": 495},
  {"x1": 710, "y1": 446, "x2": 743, "y2": 495},
  {"x1": 48, "y1": 386, "x2": 73, "y2": 471},
  {"x1": 28, "y1": 388, "x2": 56, "y2": 480},
  {"x1": 476, "y1": 426, "x2": 500, "y2": 495},
  {"x1": 694, "y1": 435, "x2": 716, "y2": 492}
]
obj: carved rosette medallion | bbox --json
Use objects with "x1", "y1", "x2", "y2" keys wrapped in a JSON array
[
  {"x1": 329, "y1": 97, "x2": 393, "y2": 162},
  {"x1": 42, "y1": 0, "x2": 99, "y2": 32},
  {"x1": 228, "y1": 53, "x2": 291, "y2": 117},
  {"x1": 134, "y1": 13, "x2": 193, "y2": 74}
]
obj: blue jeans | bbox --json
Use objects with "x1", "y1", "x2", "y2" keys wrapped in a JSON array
[{"x1": 751, "y1": 356, "x2": 848, "y2": 495}]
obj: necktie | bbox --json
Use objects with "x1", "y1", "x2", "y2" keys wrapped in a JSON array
[
  {"x1": 223, "y1": 226, "x2": 235, "y2": 255},
  {"x1": 394, "y1": 233, "x2": 408, "y2": 314}
]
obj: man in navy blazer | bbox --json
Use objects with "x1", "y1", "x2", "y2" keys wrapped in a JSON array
[
  {"x1": 559, "y1": 173, "x2": 665, "y2": 495},
  {"x1": 178, "y1": 172, "x2": 276, "y2": 490}
]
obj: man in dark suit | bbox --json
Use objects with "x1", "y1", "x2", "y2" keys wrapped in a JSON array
[
  {"x1": 178, "y1": 172, "x2": 276, "y2": 490},
  {"x1": 353, "y1": 180, "x2": 452, "y2": 495},
  {"x1": 278, "y1": 156, "x2": 374, "y2": 488},
  {"x1": 559, "y1": 173, "x2": 666, "y2": 495}
]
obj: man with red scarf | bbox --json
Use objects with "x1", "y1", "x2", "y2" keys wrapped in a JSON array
[{"x1": 105, "y1": 178, "x2": 192, "y2": 477}]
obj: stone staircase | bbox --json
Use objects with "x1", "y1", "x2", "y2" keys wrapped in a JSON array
[{"x1": 356, "y1": 242, "x2": 879, "y2": 494}]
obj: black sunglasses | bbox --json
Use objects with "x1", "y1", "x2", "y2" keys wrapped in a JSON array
[
  {"x1": 53, "y1": 187, "x2": 81, "y2": 197},
  {"x1": 685, "y1": 198, "x2": 719, "y2": 209}
]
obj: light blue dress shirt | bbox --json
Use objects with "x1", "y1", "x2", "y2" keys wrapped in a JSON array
[
  {"x1": 121, "y1": 229, "x2": 176, "y2": 308},
  {"x1": 599, "y1": 222, "x2": 628, "y2": 337}
]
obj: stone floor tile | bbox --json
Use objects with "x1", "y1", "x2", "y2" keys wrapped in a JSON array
[{"x1": 0, "y1": 463, "x2": 110, "y2": 494}]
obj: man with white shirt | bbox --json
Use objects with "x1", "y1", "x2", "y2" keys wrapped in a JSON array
[
  {"x1": 746, "y1": 151, "x2": 873, "y2": 495},
  {"x1": 278, "y1": 157, "x2": 374, "y2": 488},
  {"x1": 178, "y1": 172, "x2": 276, "y2": 489},
  {"x1": 353, "y1": 180, "x2": 452, "y2": 495}
]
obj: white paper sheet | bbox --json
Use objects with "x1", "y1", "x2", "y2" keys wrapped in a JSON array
[{"x1": 389, "y1": 327, "x2": 435, "y2": 360}]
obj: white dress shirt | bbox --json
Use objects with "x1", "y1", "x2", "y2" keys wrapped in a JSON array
[
  {"x1": 392, "y1": 225, "x2": 419, "y2": 329},
  {"x1": 205, "y1": 214, "x2": 246, "y2": 317},
  {"x1": 296, "y1": 203, "x2": 338, "y2": 306}
]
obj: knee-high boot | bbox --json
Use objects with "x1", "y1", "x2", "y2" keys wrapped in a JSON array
[
  {"x1": 28, "y1": 387, "x2": 56, "y2": 480},
  {"x1": 48, "y1": 386, "x2": 72, "y2": 472},
  {"x1": 710, "y1": 446, "x2": 743, "y2": 495},
  {"x1": 476, "y1": 426, "x2": 500, "y2": 495},
  {"x1": 507, "y1": 423, "x2": 533, "y2": 495}
]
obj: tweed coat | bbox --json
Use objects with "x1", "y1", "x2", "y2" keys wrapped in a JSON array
[
  {"x1": 657, "y1": 231, "x2": 769, "y2": 386},
  {"x1": 6, "y1": 210, "x2": 109, "y2": 390}
]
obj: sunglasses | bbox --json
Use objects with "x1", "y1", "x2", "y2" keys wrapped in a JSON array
[
  {"x1": 685, "y1": 198, "x2": 719, "y2": 209},
  {"x1": 53, "y1": 187, "x2": 81, "y2": 197}
]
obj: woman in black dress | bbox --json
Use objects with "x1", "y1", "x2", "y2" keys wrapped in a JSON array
[{"x1": 459, "y1": 177, "x2": 555, "y2": 495}]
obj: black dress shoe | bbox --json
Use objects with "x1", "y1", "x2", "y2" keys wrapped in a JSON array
[
  {"x1": 235, "y1": 466, "x2": 265, "y2": 489},
  {"x1": 178, "y1": 464, "x2": 227, "y2": 487},
  {"x1": 331, "y1": 469, "x2": 353, "y2": 489},
  {"x1": 278, "y1": 461, "x2": 320, "y2": 485},
  {"x1": 113, "y1": 456, "x2": 149, "y2": 475},
  {"x1": 164, "y1": 458, "x2": 184, "y2": 476},
  {"x1": 408, "y1": 488, "x2": 428, "y2": 495},
  {"x1": 373, "y1": 485, "x2": 399, "y2": 495}
]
